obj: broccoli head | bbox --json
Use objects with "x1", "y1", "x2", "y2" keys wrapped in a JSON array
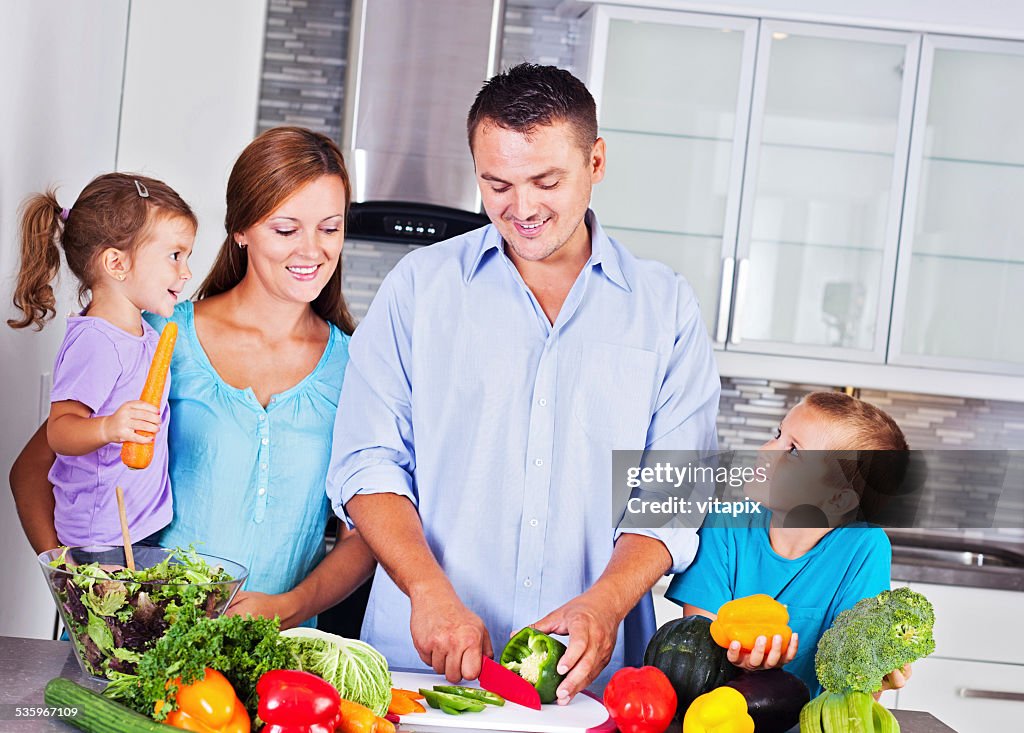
[{"x1": 815, "y1": 586, "x2": 935, "y2": 693}]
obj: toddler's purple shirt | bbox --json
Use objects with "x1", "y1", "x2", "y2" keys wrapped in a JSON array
[{"x1": 48, "y1": 315, "x2": 172, "y2": 546}]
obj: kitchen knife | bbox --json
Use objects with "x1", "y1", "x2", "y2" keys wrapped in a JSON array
[{"x1": 478, "y1": 655, "x2": 542, "y2": 710}]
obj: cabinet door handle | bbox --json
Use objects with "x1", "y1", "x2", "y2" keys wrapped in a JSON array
[
  {"x1": 715, "y1": 256, "x2": 735, "y2": 345},
  {"x1": 958, "y1": 688, "x2": 1024, "y2": 702},
  {"x1": 729, "y1": 257, "x2": 750, "y2": 345}
]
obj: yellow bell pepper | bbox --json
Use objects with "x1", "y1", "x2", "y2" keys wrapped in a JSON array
[
  {"x1": 710, "y1": 594, "x2": 792, "y2": 654},
  {"x1": 682, "y1": 687, "x2": 754, "y2": 733}
]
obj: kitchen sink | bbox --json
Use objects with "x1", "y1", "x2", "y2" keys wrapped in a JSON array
[
  {"x1": 891, "y1": 544, "x2": 1024, "y2": 568},
  {"x1": 886, "y1": 530, "x2": 1024, "y2": 590}
]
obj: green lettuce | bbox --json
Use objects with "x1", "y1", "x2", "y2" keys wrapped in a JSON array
[{"x1": 283, "y1": 627, "x2": 392, "y2": 717}]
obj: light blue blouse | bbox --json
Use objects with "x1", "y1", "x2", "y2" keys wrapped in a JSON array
[{"x1": 145, "y1": 301, "x2": 349, "y2": 624}]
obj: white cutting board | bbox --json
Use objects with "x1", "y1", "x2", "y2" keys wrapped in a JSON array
[{"x1": 391, "y1": 670, "x2": 614, "y2": 733}]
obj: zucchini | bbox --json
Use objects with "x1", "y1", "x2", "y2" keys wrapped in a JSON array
[{"x1": 43, "y1": 677, "x2": 179, "y2": 733}]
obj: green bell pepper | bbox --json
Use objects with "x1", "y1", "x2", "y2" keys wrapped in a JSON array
[{"x1": 499, "y1": 627, "x2": 568, "y2": 704}]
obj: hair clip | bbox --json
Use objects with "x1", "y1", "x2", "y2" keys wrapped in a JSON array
[
  {"x1": 134, "y1": 179, "x2": 150, "y2": 198},
  {"x1": 59, "y1": 208, "x2": 70, "y2": 222}
]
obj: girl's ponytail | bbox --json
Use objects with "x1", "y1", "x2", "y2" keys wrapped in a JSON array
[{"x1": 8, "y1": 190, "x2": 64, "y2": 330}]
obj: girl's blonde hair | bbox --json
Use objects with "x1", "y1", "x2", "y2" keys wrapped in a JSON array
[{"x1": 8, "y1": 173, "x2": 196, "y2": 330}]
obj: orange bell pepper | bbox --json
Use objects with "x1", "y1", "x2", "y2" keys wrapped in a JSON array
[
  {"x1": 387, "y1": 692, "x2": 426, "y2": 715},
  {"x1": 158, "y1": 668, "x2": 250, "y2": 733},
  {"x1": 336, "y1": 698, "x2": 395, "y2": 733},
  {"x1": 710, "y1": 594, "x2": 792, "y2": 654}
]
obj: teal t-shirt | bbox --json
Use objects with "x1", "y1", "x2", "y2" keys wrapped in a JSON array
[
  {"x1": 664, "y1": 512, "x2": 891, "y2": 695},
  {"x1": 145, "y1": 301, "x2": 350, "y2": 626}
]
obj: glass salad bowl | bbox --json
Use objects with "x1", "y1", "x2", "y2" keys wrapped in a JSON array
[{"x1": 38, "y1": 545, "x2": 248, "y2": 680}]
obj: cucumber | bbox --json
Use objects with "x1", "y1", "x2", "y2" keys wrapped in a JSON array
[{"x1": 43, "y1": 677, "x2": 180, "y2": 733}]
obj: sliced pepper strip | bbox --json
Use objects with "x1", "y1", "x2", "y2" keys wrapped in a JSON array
[
  {"x1": 433, "y1": 685, "x2": 505, "y2": 706},
  {"x1": 387, "y1": 694, "x2": 426, "y2": 715}
]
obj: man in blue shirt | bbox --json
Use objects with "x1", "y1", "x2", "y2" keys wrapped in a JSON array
[{"x1": 327, "y1": 64, "x2": 720, "y2": 701}]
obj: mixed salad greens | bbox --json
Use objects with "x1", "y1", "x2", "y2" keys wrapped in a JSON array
[{"x1": 46, "y1": 545, "x2": 237, "y2": 678}]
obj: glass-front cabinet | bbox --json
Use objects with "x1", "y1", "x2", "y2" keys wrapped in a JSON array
[
  {"x1": 585, "y1": 6, "x2": 758, "y2": 345},
  {"x1": 582, "y1": 4, "x2": 1024, "y2": 383},
  {"x1": 890, "y1": 35, "x2": 1024, "y2": 376},
  {"x1": 729, "y1": 22, "x2": 919, "y2": 361}
]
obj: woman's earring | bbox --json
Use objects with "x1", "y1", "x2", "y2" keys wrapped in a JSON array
[
  {"x1": 237, "y1": 241, "x2": 247, "y2": 249},
  {"x1": 117, "y1": 273, "x2": 126, "y2": 281}
]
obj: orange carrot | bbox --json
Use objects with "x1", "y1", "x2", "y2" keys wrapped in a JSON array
[{"x1": 121, "y1": 322, "x2": 177, "y2": 470}]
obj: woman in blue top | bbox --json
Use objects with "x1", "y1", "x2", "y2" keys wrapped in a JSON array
[
  {"x1": 666, "y1": 392, "x2": 913, "y2": 697},
  {"x1": 11, "y1": 126, "x2": 376, "y2": 628}
]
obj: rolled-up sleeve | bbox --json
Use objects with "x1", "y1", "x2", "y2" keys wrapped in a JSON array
[
  {"x1": 327, "y1": 265, "x2": 417, "y2": 526},
  {"x1": 617, "y1": 274, "x2": 721, "y2": 574}
]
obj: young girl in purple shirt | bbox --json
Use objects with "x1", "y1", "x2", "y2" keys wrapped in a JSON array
[{"x1": 8, "y1": 173, "x2": 196, "y2": 547}]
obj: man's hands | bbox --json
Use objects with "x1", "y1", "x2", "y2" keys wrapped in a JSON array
[
  {"x1": 410, "y1": 582, "x2": 492, "y2": 683},
  {"x1": 533, "y1": 593, "x2": 619, "y2": 704},
  {"x1": 726, "y1": 633, "x2": 799, "y2": 670}
]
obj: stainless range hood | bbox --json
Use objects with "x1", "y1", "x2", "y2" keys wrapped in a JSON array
[{"x1": 343, "y1": 0, "x2": 505, "y2": 211}]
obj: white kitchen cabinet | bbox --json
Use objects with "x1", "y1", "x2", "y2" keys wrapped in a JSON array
[
  {"x1": 729, "y1": 22, "x2": 919, "y2": 362},
  {"x1": 895, "y1": 658, "x2": 1024, "y2": 733},
  {"x1": 890, "y1": 35, "x2": 1024, "y2": 376},
  {"x1": 581, "y1": 3, "x2": 1024, "y2": 397},
  {"x1": 892, "y1": 582, "x2": 1024, "y2": 730},
  {"x1": 582, "y1": 5, "x2": 758, "y2": 344}
]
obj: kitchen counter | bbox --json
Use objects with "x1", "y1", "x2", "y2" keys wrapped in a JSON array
[{"x1": 0, "y1": 636, "x2": 960, "y2": 732}]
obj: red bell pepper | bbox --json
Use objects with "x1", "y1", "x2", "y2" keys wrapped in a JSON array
[
  {"x1": 257, "y1": 669, "x2": 341, "y2": 733},
  {"x1": 603, "y1": 666, "x2": 677, "y2": 733}
]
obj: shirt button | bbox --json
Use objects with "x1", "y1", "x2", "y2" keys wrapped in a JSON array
[
  {"x1": 258, "y1": 487, "x2": 266, "y2": 496},
  {"x1": 523, "y1": 578, "x2": 533, "y2": 588},
  {"x1": 261, "y1": 438, "x2": 269, "y2": 445},
  {"x1": 534, "y1": 458, "x2": 543, "y2": 467},
  {"x1": 529, "y1": 518, "x2": 538, "y2": 527},
  {"x1": 260, "y1": 463, "x2": 268, "y2": 470},
  {"x1": 259, "y1": 414, "x2": 266, "y2": 422},
  {"x1": 538, "y1": 398, "x2": 547, "y2": 407}
]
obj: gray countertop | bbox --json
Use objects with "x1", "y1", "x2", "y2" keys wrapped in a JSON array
[{"x1": 0, "y1": 636, "x2": 959, "y2": 732}]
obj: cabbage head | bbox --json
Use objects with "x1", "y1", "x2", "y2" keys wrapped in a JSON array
[{"x1": 282, "y1": 627, "x2": 392, "y2": 716}]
